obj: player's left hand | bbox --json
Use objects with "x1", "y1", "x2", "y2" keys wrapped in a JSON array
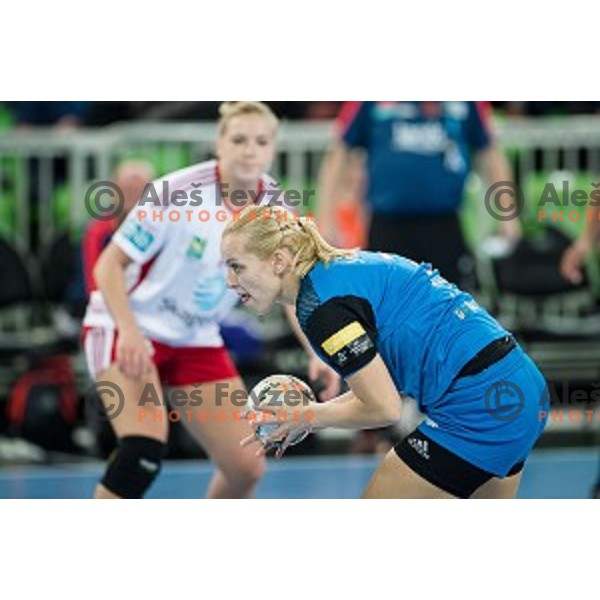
[
  {"x1": 308, "y1": 354, "x2": 340, "y2": 401},
  {"x1": 241, "y1": 403, "x2": 315, "y2": 459}
]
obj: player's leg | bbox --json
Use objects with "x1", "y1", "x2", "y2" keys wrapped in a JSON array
[
  {"x1": 469, "y1": 459, "x2": 525, "y2": 499},
  {"x1": 93, "y1": 364, "x2": 168, "y2": 499},
  {"x1": 84, "y1": 327, "x2": 168, "y2": 499},
  {"x1": 469, "y1": 473, "x2": 522, "y2": 499},
  {"x1": 362, "y1": 448, "x2": 457, "y2": 499},
  {"x1": 363, "y1": 431, "x2": 527, "y2": 499},
  {"x1": 177, "y1": 378, "x2": 266, "y2": 499},
  {"x1": 364, "y1": 427, "x2": 514, "y2": 499}
]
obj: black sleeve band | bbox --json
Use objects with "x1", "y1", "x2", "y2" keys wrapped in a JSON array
[{"x1": 304, "y1": 295, "x2": 378, "y2": 378}]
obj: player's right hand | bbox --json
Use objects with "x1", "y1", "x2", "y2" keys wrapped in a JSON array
[
  {"x1": 116, "y1": 326, "x2": 154, "y2": 380},
  {"x1": 560, "y1": 239, "x2": 589, "y2": 285}
]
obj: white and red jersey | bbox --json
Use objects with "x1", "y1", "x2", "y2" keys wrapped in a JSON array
[{"x1": 83, "y1": 160, "x2": 277, "y2": 347}]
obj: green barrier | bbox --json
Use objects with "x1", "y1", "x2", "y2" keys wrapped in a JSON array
[
  {"x1": 0, "y1": 152, "x2": 21, "y2": 237},
  {"x1": 521, "y1": 171, "x2": 598, "y2": 240},
  {"x1": 0, "y1": 193, "x2": 16, "y2": 237},
  {"x1": 0, "y1": 103, "x2": 14, "y2": 131},
  {"x1": 461, "y1": 171, "x2": 599, "y2": 244},
  {"x1": 461, "y1": 174, "x2": 487, "y2": 249},
  {"x1": 50, "y1": 145, "x2": 195, "y2": 237},
  {"x1": 53, "y1": 183, "x2": 72, "y2": 231}
]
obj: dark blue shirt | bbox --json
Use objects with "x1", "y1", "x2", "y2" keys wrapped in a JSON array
[{"x1": 336, "y1": 101, "x2": 493, "y2": 216}]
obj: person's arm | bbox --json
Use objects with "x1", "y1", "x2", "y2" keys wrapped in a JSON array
[
  {"x1": 316, "y1": 142, "x2": 353, "y2": 243},
  {"x1": 560, "y1": 204, "x2": 600, "y2": 284},
  {"x1": 476, "y1": 144, "x2": 522, "y2": 239},
  {"x1": 468, "y1": 102, "x2": 521, "y2": 240},
  {"x1": 94, "y1": 243, "x2": 138, "y2": 333},
  {"x1": 317, "y1": 102, "x2": 369, "y2": 244},
  {"x1": 310, "y1": 355, "x2": 402, "y2": 429},
  {"x1": 93, "y1": 203, "x2": 169, "y2": 380},
  {"x1": 93, "y1": 243, "x2": 153, "y2": 379},
  {"x1": 282, "y1": 304, "x2": 340, "y2": 401}
]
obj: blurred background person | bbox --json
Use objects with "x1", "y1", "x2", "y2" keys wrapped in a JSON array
[
  {"x1": 317, "y1": 101, "x2": 521, "y2": 454},
  {"x1": 81, "y1": 160, "x2": 155, "y2": 298},
  {"x1": 319, "y1": 101, "x2": 520, "y2": 284}
]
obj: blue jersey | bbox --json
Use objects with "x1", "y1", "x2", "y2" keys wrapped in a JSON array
[
  {"x1": 336, "y1": 101, "x2": 493, "y2": 216},
  {"x1": 296, "y1": 251, "x2": 508, "y2": 413}
]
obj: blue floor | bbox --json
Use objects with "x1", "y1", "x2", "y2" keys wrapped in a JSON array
[{"x1": 0, "y1": 448, "x2": 597, "y2": 499}]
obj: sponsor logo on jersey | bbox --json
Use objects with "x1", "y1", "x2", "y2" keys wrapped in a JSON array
[
  {"x1": 453, "y1": 299, "x2": 481, "y2": 320},
  {"x1": 321, "y1": 322, "x2": 374, "y2": 368},
  {"x1": 158, "y1": 297, "x2": 213, "y2": 328},
  {"x1": 193, "y1": 275, "x2": 227, "y2": 311},
  {"x1": 121, "y1": 221, "x2": 155, "y2": 253},
  {"x1": 186, "y1": 236, "x2": 208, "y2": 260},
  {"x1": 393, "y1": 121, "x2": 448, "y2": 154},
  {"x1": 322, "y1": 322, "x2": 366, "y2": 356}
]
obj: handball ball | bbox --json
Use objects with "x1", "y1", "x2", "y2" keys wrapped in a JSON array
[{"x1": 246, "y1": 374, "x2": 316, "y2": 448}]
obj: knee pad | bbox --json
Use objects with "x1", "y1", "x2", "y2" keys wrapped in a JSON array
[{"x1": 101, "y1": 436, "x2": 167, "y2": 499}]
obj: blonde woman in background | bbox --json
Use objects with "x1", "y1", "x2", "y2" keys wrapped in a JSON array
[{"x1": 83, "y1": 102, "x2": 338, "y2": 499}]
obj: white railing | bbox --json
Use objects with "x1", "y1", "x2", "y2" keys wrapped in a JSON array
[{"x1": 1, "y1": 118, "x2": 600, "y2": 254}]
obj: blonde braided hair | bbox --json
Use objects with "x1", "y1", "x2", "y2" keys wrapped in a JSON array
[{"x1": 223, "y1": 206, "x2": 357, "y2": 277}]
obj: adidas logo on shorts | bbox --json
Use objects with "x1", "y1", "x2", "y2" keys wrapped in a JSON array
[{"x1": 408, "y1": 437, "x2": 430, "y2": 460}]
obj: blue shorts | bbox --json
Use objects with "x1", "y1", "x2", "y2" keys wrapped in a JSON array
[{"x1": 418, "y1": 345, "x2": 549, "y2": 478}]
